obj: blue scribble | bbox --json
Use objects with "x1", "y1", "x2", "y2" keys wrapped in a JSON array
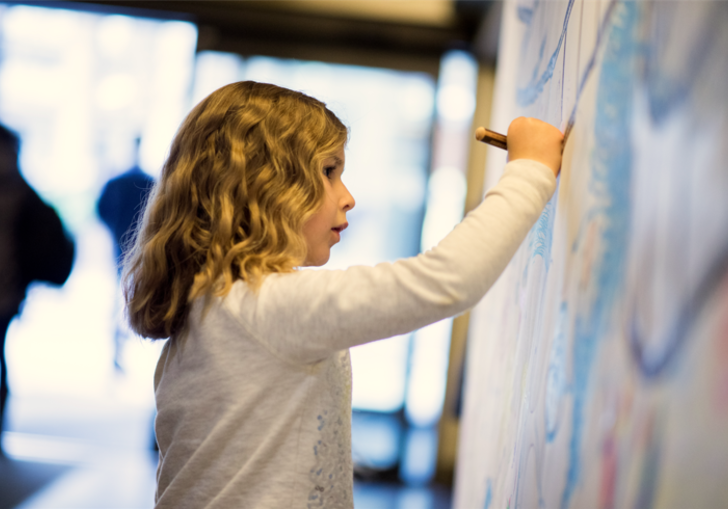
[
  {"x1": 517, "y1": 0, "x2": 576, "y2": 106},
  {"x1": 484, "y1": 478, "x2": 493, "y2": 509},
  {"x1": 531, "y1": 37, "x2": 547, "y2": 87},
  {"x1": 644, "y1": 3, "x2": 726, "y2": 124},
  {"x1": 518, "y1": 6, "x2": 534, "y2": 25},
  {"x1": 630, "y1": 240, "x2": 728, "y2": 378},
  {"x1": 545, "y1": 303, "x2": 568, "y2": 442},
  {"x1": 561, "y1": 3, "x2": 637, "y2": 508},
  {"x1": 564, "y1": 0, "x2": 619, "y2": 144},
  {"x1": 519, "y1": 0, "x2": 540, "y2": 55},
  {"x1": 625, "y1": 5, "x2": 728, "y2": 378},
  {"x1": 529, "y1": 191, "x2": 557, "y2": 270}
]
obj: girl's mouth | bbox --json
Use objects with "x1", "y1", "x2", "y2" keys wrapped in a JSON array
[
  {"x1": 331, "y1": 222, "x2": 348, "y2": 242},
  {"x1": 332, "y1": 222, "x2": 348, "y2": 233}
]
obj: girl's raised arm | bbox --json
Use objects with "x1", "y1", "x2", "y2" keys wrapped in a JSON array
[{"x1": 223, "y1": 146, "x2": 557, "y2": 364}]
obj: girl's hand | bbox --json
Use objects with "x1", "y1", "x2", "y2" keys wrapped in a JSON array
[{"x1": 507, "y1": 117, "x2": 563, "y2": 177}]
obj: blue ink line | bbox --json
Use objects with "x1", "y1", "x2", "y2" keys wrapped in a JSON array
[
  {"x1": 517, "y1": 0, "x2": 576, "y2": 106},
  {"x1": 561, "y1": 17, "x2": 567, "y2": 125},
  {"x1": 563, "y1": 0, "x2": 619, "y2": 144}
]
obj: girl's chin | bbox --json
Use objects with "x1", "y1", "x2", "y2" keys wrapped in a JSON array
[{"x1": 303, "y1": 253, "x2": 330, "y2": 267}]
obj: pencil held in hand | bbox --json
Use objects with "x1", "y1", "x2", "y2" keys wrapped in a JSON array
[
  {"x1": 475, "y1": 127, "x2": 507, "y2": 150},
  {"x1": 506, "y1": 118, "x2": 563, "y2": 177},
  {"x1": 475, "y1": 119, "x2": 562, "y2": 177}
]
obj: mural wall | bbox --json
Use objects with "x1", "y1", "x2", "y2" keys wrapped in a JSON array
[{"x1": 454, "y1": 1, "x2": 728, "y2": 508}]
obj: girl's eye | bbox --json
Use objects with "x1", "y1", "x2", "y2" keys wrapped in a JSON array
[{"x1": 323, "y1": 166, "x2": 336, "y2": 179}]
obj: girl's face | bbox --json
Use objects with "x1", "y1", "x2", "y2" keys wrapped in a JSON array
[{"x1": 302, "y1": 147, "x2": 355, "y2": 266}]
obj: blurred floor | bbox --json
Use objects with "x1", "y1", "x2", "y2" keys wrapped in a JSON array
[
  {"x1": 0, "y1": 394, "x2": 158, "y2": 509},
  {"x1": 0, "y1": 431, "x2": 157, "y2": 509},
  {"x1": 0, "y1": 395, "x2": 452, "y2": 509}
]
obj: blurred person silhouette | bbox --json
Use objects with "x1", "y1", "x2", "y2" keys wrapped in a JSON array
[
  {"x1": 0, "y1": 123, "x2": 75, "y2": 452},
  {"x1": 96, "y1": 138, "x2": 155, "y2": 372}
]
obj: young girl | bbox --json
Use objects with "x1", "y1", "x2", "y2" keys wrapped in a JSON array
[{"x1": 124, "y1": 81, "x2": 562, "y2": 508}]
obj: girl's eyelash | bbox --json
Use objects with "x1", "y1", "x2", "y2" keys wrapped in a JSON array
[{"x1": 324, "y1": 166, "x2": 336, "y2": 178}]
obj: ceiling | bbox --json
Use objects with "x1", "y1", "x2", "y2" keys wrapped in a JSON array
[{"x1": 73, "y1": 0, "x2": 500, "y2": 74}]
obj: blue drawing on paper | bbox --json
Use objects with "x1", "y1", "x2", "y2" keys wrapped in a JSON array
[{"x1": 561, "y1": 3, "x2": 636, "y2": 507}]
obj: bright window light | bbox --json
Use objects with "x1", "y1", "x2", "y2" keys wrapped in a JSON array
[
  {"x1": 96, "y1": 15, "x2": 136, "y2": 57},
  {"x1": 192, "y1": 51, "x2": 244, "y2": 105},
  {"x1": 436, "y1": 50, "x2": 478, "y2": 123},
  {"x1": 405, "y1": 319, "x2": 453, "y2": 426},
  {"x1": 140, "y1": 20, "x2": 197, "y2": 177},
  {"x1": 420, "y1": 166, "x2": 467, "y2": 251},
  {"x1": 350, "y1": 335, "x2": 410, "y2": 412},
  {"x1": 96, "y1": 73, "x2": 138, "y2": 110},
  {"x1": 0, "y1": 2, "x2": 197, "y2": 425}
]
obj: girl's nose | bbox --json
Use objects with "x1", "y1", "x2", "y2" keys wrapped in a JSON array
[{"x1": 341, "y1": 184, "x2": 355, "y2": 211}]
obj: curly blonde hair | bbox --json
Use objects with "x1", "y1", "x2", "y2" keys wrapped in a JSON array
[{"x1": 123, "y1": 81, "x2": 348, "y2": 339}]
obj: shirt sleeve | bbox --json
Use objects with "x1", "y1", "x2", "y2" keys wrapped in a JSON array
[{"x1": 222, "y1": 159, "x2": 557, "y2": 364}]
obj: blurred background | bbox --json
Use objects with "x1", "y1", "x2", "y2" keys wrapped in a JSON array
[{"x1": 0, "y1": 1, "x2": 504, "y2": 507}]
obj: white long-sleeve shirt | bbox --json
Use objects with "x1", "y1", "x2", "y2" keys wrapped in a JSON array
[{"x1": 153, "y1": 159, "x2": 557, "y2": 508}]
